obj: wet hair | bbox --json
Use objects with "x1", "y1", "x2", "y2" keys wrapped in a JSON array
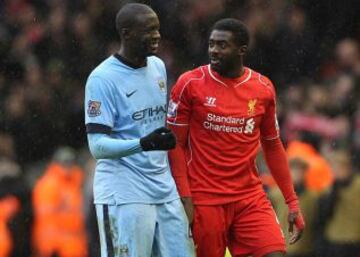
[
  {"x1": 115, "y1": 3, "x2": 154, "y2": 37},
  {"x1": 211, "y1": 18, "x2": 250, "y2": 46}
]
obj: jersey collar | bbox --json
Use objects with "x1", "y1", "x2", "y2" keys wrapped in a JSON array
[
  {"x1": 207, "y1": 65, "x2": 252, "y2": 87},
  {"x1": 113, "y1": 53, "x2": 147, "y2": 69}
]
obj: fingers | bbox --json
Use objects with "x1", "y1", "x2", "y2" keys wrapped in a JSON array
[
  {"x1": 288, "y1": 212, "x2": 304, "y2": 244},
  {"x1": 140, "y1": 127, "x2": 176, "y2": 151},
  {"x1": 295, "y1": 214, "x2": 305, "y2": 231},
  {"x1": 288, "y1": 213, "x2": 295, "y2": 234},
  {"x1": 289, "y1": 227, "x2": 303, "y2": 244}
]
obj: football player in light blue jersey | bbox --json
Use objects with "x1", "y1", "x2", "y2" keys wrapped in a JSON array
[{"x1": 84, "y1": 3, "x2": 195, "y2": 257}]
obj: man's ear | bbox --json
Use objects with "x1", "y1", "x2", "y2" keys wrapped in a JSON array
[
  {"x1": 239, "y1": 45, "x2": 248, "y2": 56},
  {"x1": 121, "y1": 28, "x2": 131, "y2": 40}
]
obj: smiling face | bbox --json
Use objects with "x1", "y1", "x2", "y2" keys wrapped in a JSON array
[
  {"x1": 208, "y1": 30, "x2": 246, "y2": 76},
  {"x1": 129, "y1": 10, "x2": 161, "y2": 57}
]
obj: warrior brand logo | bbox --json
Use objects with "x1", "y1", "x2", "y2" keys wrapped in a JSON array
[
  {"x1": 204, "y1": 96, "x2": 216, "y2": 107},
  {"x1": 132, "y1": 104, "x2": 167, "y2": 121}
]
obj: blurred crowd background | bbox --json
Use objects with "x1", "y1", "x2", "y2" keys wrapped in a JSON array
[{"x1": 0, "y1": 0, "x2": 359, "y2": 257}]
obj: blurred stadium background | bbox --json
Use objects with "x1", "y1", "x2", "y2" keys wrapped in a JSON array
[{"x1": 0, "y1": 0, "x2": 359, "y2": 257}]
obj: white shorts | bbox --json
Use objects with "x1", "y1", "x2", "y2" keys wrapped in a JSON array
[{"x1": 95, "y1": 199, "x2": 195, "y2": 257}]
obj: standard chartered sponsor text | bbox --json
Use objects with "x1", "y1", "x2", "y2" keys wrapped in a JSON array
[
  {"x1": 207, "y1": 113, "x2": 245, "y2": 124},
  {"x1": 204, "y1": 113, "x2": 255, "y2": 134}
]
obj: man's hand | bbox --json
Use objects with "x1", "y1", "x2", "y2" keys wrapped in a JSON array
[
  {"x1": 140, "y1": 127, "x2": 176, "y2": 151},
  {"x1": 181, "y1": 197, "x2": 194, "y2": 225},
  {"x1": 288, "y1": 203, "x2": 305, "y2": 244}
]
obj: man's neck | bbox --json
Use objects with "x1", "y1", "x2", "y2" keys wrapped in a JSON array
[
  {"x1": 220, "y1": 65, "x2": 244, "y2": 78},
  {"x1": 117, "y1": 48, "x2": 146, "y2": 68}
]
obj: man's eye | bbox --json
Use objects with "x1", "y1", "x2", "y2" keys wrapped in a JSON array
[{"x1": 220, "y1": 43, "x2": 227, "y2": 49}]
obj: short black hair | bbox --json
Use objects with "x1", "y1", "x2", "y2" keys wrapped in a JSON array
[
  {"x1": 211, "y1": 18, "x2": 250, "y2": 46},
  {"x1": 115, "y1": 3, "x2": 154, "y2": 37}
]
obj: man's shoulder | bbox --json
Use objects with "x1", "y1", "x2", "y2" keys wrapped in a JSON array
[
  {"x1": 147, "y1": 55, "x2": 166, "y2": 70},
  {"x1": 177, "y1": 65, "x2": 207, "y2": 84},
  {"x1": 88, "y1": 56, "x2": 116, "y2": 78},
  {"x1": 148, "y1": 55, "x2": 165, "y2": 66},
  {"x1": 247, "y1": 67, "x2": 273, "y2": 85},
  {"x1": 87, "y1": 56, "x2": 124, "y2": 86},
  {"x1": 246, "y1": 67, "x2": 275, "y2": 96}
]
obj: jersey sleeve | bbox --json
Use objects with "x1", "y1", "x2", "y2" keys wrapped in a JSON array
[
  {"x1": 84, "y1": 76, "x2": 116, "y2": 133},
  {"x1": 260, "y1": 78, "x2": 280, "y2": 140},
  {"x1": 167, "y1": 73, "x2": 192, "y2": 126}
]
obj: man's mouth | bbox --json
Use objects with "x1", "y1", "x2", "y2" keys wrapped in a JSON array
[
  {"x1": 150, "y1": 40, "x2": 159, "y2": 51},
  {"x1": 210, "y1": 57, "x2": 221, "y2": 66}
]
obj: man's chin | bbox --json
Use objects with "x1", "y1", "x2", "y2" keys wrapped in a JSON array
[
  {"x1": 210, "y1": 63, "x2": 223, "y2": 73},
  {"x1": 147, "y1": 47, "x2": 159, "y2": 56}
]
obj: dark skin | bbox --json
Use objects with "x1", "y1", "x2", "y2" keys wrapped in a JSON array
[
  {"x1": 208, "y1": 30, "x2": 247, "y2": 78},
  {"x1": 117, "y1": 8, "x2": 160, "y2": 67},
  {"x1": 182, "y1": 29, "x2": 298, "y2": 257}
]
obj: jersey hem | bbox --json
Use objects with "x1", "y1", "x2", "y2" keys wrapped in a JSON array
[{"x1": 93, "y1": 195, "x2": 180, "y2": 205}]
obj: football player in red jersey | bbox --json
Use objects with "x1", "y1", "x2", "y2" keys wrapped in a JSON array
[{"x1": 167, "y1": 18, "x2": 305, "y2": 257}]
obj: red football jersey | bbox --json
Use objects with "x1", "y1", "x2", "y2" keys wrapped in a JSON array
[{"x1": 167, "y1": 65, "x2": 280, "y2": 205}]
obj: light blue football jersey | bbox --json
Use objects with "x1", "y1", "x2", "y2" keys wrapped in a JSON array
[{"x1": 84, "y1": 55, "x2": 179, "y2": 205}]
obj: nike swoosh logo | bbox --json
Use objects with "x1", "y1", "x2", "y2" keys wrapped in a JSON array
[{"x1": 126, "y1": 90, "x2": 137, "y2": 98}]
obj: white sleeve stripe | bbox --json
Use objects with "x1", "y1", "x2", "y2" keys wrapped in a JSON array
[
  {"x1": 258, "y1": 73, "x2": 269, "y2": 87},
  {"x1": 261, "y1": 135, "x2": 280, "y2": 140},
  {"x1": 207, "y1": 65, "x2": 228, "y2": 87},
  {"x1": 187, "y1": 136, "x2": 193, "y2": 166},
  {"x1": 234, "y1": 68, "x2": 252, "y2": 87},
  {"x1": 166, "y1": 121, "x2": 189, "y2": 126}
]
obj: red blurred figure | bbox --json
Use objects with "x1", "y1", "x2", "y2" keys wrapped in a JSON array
[{"x1": 32, "y1": 147, "x2": 88, "y2": 257}]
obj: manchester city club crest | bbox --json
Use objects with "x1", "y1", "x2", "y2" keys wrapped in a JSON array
[{"x1": 158, "y1": 79, "x2": 166, "y2": 92}]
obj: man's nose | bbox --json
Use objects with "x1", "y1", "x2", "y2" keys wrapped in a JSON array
[
  {"x1": 152, "y1": 30, "x2": 161, "y2": 40},
  {"x1": 210, "y1": 45, "x2": 220, "y2": 54}
]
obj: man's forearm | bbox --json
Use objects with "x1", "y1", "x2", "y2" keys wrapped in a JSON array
[
  {"x1": 168, "y1": 124, "x2": 192, "y2": 197},
  {"x1": 87, "y1": 133, "x2": 142, "y2": 159},
  {"x1": 261, "y1": 137, "x2": 298, "y2": 204}
]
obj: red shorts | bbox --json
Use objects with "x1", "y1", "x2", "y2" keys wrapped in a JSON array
[{"x1": 192, "y1": 192, "x2": 286, "y2": 257}]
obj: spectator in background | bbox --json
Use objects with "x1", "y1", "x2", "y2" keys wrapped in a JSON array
[
  {"x1": 0, "y1": 160, "x2": 32, "y2": 257},
  {"x1": 274, "y1": 5, "x2": 317, "y2": 84},
  {"x1": 316, "y1": 149, "x2": 360, "y2": 257},
  {"x1": 270, "y1": 158, "x2": 319, "y2": 257},
  {"x1": 0, "y1": 132, "x2": 32, "y2": 257},
  {"x1": 32, "y1": 147, "x2": 88, "y2": 257},
  {"x1": 335, "y1": 38, "x2": 360, "y2": 77},
  {"x1": 286, "y1": 132, "x2": 333, "y2": 192}
]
